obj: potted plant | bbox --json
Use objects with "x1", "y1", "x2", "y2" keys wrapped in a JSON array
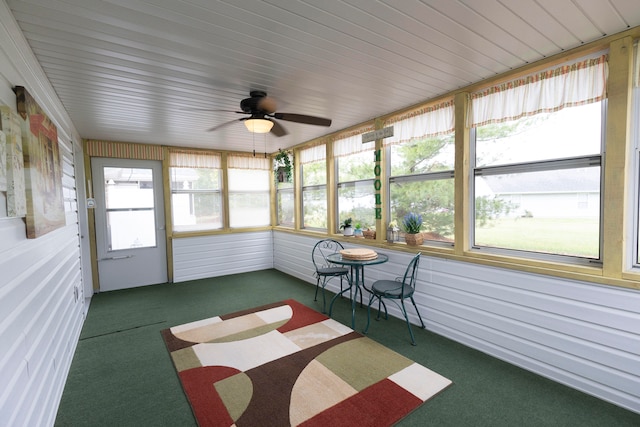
[
  {"x1": 354, "y1": 222, "x2": 364, "y2": 238},
  {"x1": 340, "y1": 217, "x2": 353, "y2": 236},
  {"x1": 274, "y1": 148, "x2": 293, "y2": 183},
  {"x1": 363, "y1": 224, "x2": 376, "y2": 239},
  {"x1": 402, "y1": 212, "x2": 423, "y2": 246}
]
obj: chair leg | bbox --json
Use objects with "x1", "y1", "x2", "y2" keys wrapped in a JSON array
[
  {"x1": 410, "y1": 296, "x2": 426, "y2": 329},
  {"x1": 363, "y1": 293, "x2": 377, "y2": 334},
  {"x1": 314, "y1": 277, "x2": 320, "y2": 301},
  {"x1": 396, "y1": 299, "x2": 416, "y2": 345},
  {"x1": 321, "y1": 278, "x2": 327, "y2": 313},
  {"x1": 378, "y1": 299, "x2": 388, "y2": 320}
]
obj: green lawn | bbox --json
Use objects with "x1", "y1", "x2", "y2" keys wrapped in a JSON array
[{"x1": 475, "y1": 217, "x2": 599, "y2": 258}]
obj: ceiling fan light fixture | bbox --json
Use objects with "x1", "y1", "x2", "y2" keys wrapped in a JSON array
[{"x1": 244, "y1": 118, "x2": 274, "y2": 133}]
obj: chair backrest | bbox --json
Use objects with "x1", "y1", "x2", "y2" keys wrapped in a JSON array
[
  {"x1": 400, "y1": 253, "x2": 421, "y2": 294},
  {"x1": 312, "y1": 239, "x2": 345, "y2": 272}
]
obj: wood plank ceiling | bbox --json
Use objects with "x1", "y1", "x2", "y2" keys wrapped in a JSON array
[{"x1": 6, "y1": 0, "x2": 640, "y2": 153}]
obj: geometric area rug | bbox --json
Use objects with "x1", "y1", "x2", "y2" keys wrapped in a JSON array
[{"x1": 161, "y1": 299, "x2": 452, "y2": 427}]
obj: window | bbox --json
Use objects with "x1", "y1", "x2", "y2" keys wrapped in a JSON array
[
  {"x1": 301, "y1": 144, "x2": 327, "y2": 230},
  {"x1": 276, "y1": 180, "x2": 294, "y2": 227},
  {"x1": 632, "y1": 40, "x2": 640, "y2": 266},
  {"x1": 275, "y1": 151, "x2": 294, "y2": 227},
  {"x1": 169, "y1": 150, "x2": 222, "y2": 232},
  {"x1": 334, "y1": 129, "x2": 376, "y2": 232},
  {"x1": 104, "y1": 166, "x2": 157, "y2": 249},
  {"x1": 385, "y1": 100, "x2": 455, "y2": 244},
  {"x1": 469, "y1": 54, "x2": 607, "y2": 262},
  {"x1": 227, "y1": 154, "x2": 270, "y2": 228}
]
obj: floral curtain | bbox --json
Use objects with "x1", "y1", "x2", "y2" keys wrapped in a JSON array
[
  {"x1": 383, "y1": 99, "x2": 455, "y2": 146},
  {"x1": 299, "y1": 143, "x2": 326, "y2": 164},
  {"x1": 332, "y1": 125, "x2": 376, "y2": 158},
  {"x1": 468, "y1": 52, "x2": 608, "y2": 127},
  {"x1": 168, "y1": 149, "x2": 221, "y2": 168},
  {"x1": 227, "y1": 153, "x2": 270, "y2": 170}
]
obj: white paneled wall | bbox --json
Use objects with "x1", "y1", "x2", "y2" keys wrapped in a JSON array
[
  {"x1": 173, "y1": 231, "x2": 274, "y2": 283},
  {"x1": 0, "y1": 159, "x2": 84, "y2": 426},
  {"x1": 0, "y1": 5, "x2": 86, "y2": 426},
  {"x1": 273, "y1": 231, "x2": 640, "y2": 414}
]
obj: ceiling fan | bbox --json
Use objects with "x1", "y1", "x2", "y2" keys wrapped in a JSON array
[{"x1": 205, "y1": 91, "x2": 332, "y2": 136}]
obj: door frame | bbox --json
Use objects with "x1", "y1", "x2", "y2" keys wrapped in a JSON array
[{"x1": 88, "y1": 157, "x2": 168, "y2": 291}]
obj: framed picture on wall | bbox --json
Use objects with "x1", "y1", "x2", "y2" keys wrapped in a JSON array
[
  {"x1": 0, "y1": 105, "x2": 27, "y2": 217},
  {"x1": 15, "y1": 86, "x2": 65, "y2": 238}
]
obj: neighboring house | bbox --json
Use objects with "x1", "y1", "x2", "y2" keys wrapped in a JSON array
[{"x1": 480, "y1": 167, "x2": 600, "y2": 218}]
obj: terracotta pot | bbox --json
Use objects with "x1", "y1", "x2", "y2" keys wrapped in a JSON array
[
  {"x1": 404, "y1": 233, "x2": 423, "y2": 246},
  {"x1": 363, "y1": 230, "x2": 376, "y2": 239}
]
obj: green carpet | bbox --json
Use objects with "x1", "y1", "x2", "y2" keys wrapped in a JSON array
[{"x1": 55, "y1": 269, "x2": 640, "y2": 426}]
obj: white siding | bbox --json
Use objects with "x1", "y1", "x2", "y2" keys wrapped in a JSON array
[
  {"x1": 173, "y1": 231, "x2": 274, "y2": 283},
  {"x1": 273, "y1": 231, "x2": 640, "y2": 414},
  {"x1": 0, "y1": 5, "x2": 86, "y2": 426},
  {"x1": 0, "y1": 146, "x2": 84, "y2": 427}
]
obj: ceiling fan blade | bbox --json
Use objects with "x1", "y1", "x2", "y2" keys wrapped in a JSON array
[
  {"x1": 207, "y1": 118, "x2": 245, "y2": 132},
  {"x1": 273, "y1": 113, "x2": 331, "y2": 127},
  {"x1": 183, "y1": 108, "x2": 244, "y2": 113},
  {"x1": 270, "y1": 120, "x2": 288, "y2": 137}
]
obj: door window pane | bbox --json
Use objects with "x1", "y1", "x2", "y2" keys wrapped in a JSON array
[
  {"x1": 103, "y1": 167, "x2": 156, "y2": 250},
  {"x1": 107, "y1": 210, "x2": 156, "y2": 250}
]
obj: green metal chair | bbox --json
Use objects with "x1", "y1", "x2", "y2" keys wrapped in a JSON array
[
  {"x1": 363, "y1": 252, "x2": 425, "y2": 345},
  {"x1": 312, "y1": 239, "x2": 349, "y2": 313}
]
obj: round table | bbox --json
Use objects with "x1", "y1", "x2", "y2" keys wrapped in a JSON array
[{"x1": 326, "y1": 252, "x2": 389, "y2": 329}]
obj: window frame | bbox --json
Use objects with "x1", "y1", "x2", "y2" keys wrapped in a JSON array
[
  {"x1": 298, "y1": 149, "x2": 331, "y2": 232},
  {"x1": 227, "y1": 167, "x2": 271, "y2": 229},
  {"x1": 631, "y1": 84, "x2": 640, "y2": 268},
  {"x1": 335, "y1": 150, "x2": 377, "y2": 233},
  {"x1": 169, "y1": 166, "x2": 224, "y2": 233},
  {"x1": 469, "y1": 102, "x2": 606, "y2": 265}
]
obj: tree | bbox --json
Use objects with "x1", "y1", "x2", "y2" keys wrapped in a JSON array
[{"x1": 391, "y1": 131, "x2": 513, "y2": 239}]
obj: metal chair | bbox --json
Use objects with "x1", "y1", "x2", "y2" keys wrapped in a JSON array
[
  {"x1": 363, "y1": 253, "x2": 425, "y2": 345},
  {"x1": 312, "y1": 239, "x2": 349, "y2": 313}
]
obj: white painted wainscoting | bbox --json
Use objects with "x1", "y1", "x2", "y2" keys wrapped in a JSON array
[
  {"x1": 273, "y1": 231, "x2": 640, "y2": 414},
  {"x1": 172, "y1": 231, "x2": 274, "y2": 283},
  {"x1": 0, "y1": 139, "x2": 85, "y2": 426},
  {"x1": 0, "y1": 7, "x2": 87, "y2": 424}
]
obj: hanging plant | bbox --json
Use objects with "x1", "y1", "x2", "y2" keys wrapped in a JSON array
[{"x1": 274, "y1": 148, "x2": 293, "y2": 183}]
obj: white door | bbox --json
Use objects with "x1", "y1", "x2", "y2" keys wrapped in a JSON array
[{"x1": 91, "y1": 158, "x2": 167, "y2": 291}]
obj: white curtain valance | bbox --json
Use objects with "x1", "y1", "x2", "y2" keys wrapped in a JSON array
[
  {"x1": 227, "y1": 153, "x2": 270, "y2": 170},
  {"x1": 333, "y1": 134, "x2": 375, "y2": 158},
  {"x1": 300, "y1": 144, "x2": 326, "y2": 164},
  {"x1": 383, "y1": 99, "x2": 455, "y2": 146},
  {"x1": 169, "y1": 150, "x2": 221, "y2": 168},
  {"x1": 469, "y1": 53, "x2": 608, "y2": 127},
  {"x1": 327, "y1": 124, "x2": 375, "y2": 158}
]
